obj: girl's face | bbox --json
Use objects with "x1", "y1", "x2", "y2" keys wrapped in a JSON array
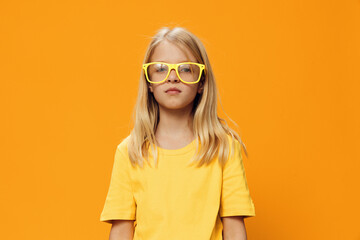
[{"x1": 148, "y1": 40, "x2": 203, "y2": 112}]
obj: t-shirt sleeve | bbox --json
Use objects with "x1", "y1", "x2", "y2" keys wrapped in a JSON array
[
  {"x1": 219, "y1": 139, "x2": 256, "y2": 217},
  {"x1": 100, "y1": 144, "x2": 136, "y2": 223}
]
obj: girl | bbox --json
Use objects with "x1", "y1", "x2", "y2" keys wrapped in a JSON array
[{"x1": 100, "y1": 27, "x2": 255, "y2": 240}]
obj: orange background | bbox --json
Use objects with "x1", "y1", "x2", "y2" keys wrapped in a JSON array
[{"x1": 1, "y1": 0, "x2": 359, "y2": 239}]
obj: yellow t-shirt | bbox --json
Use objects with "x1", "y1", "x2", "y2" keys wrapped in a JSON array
[{"x1": 100, "y1": 134, "x2": 255, "y2": 239}]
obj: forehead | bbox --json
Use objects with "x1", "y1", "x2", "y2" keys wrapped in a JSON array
[{"x1": 150, "y1": 40, "x2": 197, "y2": 63}]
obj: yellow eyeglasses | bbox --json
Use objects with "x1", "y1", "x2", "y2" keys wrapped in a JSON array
[{"x1": 143, "y1": 62, "x2": 206, "y2": 84}]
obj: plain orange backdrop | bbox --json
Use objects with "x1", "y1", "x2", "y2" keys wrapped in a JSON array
[{"x1": 1, "y1": 0, "x2": 359, "y2": 239}]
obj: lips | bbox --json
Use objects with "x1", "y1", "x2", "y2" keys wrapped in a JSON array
[{"x1": 166, "y1": 87, "x2": 181, "y2": 93}]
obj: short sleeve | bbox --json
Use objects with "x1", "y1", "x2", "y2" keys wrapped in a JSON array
[
  {"x1": 100, "y1": 145, "x2": 136, "y2": 223},
  {"x1": 219, "y1": 139, "x2": 255, "y2": 217}
]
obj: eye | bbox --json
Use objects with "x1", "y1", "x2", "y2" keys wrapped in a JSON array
[
  {"x1": 156, "y1": 64, "x2": 167, "y2": 72},
  {"x1": 179, "y1": 64, "x2": 192, "y2": 73}
]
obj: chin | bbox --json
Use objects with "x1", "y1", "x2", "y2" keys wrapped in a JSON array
[{"x1": 162, "y1": 102, "x2": 194, "y2": 111}]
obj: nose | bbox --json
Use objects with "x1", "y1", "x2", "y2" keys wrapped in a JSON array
[{"x1": 166, "y1": 68, "x2": 180, "y2": 83}]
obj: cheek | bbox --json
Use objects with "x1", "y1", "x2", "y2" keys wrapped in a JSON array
[
  {"x1": 151, "y1": 88, "x2": 165, "y2": 101},
  {"x1": 182, "y1": 87, "x2": 200, "y2": 103},
  {"x1": 186, "y1": 85, "x2": 200, "y2": 95}
]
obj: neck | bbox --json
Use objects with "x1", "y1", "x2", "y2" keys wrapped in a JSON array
[{"x1": 155, "y1": 104, "x2": 194, "y2": 141}]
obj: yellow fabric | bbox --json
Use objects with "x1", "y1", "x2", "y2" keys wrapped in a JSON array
[{"x1": 100, "y1": 135, "x2": 255, "y2": 239}]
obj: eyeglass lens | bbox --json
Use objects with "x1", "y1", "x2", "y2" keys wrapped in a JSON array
[{"x1": 147, "y1": 63, "x2": 201, "y2": 83}]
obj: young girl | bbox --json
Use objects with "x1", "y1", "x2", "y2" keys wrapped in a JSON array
[{"x1": 100, "y1": 27, "x2": 255, "y2": 240}]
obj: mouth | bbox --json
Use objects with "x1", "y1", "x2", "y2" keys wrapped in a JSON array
[
  {"x1": 165, "y1": 88, "x2": 181, "y2": 93},
  {"x1": 166, "y1": 90, "x2": 181, "y2": 94}
]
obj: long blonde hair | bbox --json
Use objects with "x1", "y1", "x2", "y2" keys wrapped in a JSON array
[{"x1": 128, "y1": 26, "x2": 248, "y2": 168}]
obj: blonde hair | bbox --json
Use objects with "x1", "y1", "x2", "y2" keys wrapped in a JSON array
[{"x1": 128, "y1": 26, "x2": 248, "y2": 168}]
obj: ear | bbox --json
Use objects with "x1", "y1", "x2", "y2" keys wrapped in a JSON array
[
  {"x1": 197, "y1": 79, "x2": 204, "y2": 94},
  {"x1": 149, "y1": 85, "x2": 153, "y2": 92}
]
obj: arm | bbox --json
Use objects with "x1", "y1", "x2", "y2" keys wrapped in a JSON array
[
  {"x1": 109, "y1": 220, "x2": 135, "y2": 240},
  {"x1": 222, "y1": 216, "x2": 247, "y2": 240}
]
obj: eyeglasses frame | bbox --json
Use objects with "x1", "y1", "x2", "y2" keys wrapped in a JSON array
[{"x1": 142, "y1": 62, "x2": 206, "y2": 84}]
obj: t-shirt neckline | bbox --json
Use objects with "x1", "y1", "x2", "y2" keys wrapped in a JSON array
[{"x1": 157, "y1": 138, "x2": 197, "y2": 156}]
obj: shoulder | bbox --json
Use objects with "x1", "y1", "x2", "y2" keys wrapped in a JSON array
[
  {"x1": 116, "y1": 134, "x2": 131, "y2": 154},
  {"x1": 225, "y1": 133, "x2": 241, "y2": 151},
  {"x1": 223, "y1": 133, "x2": 243, "y2": 166}
]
